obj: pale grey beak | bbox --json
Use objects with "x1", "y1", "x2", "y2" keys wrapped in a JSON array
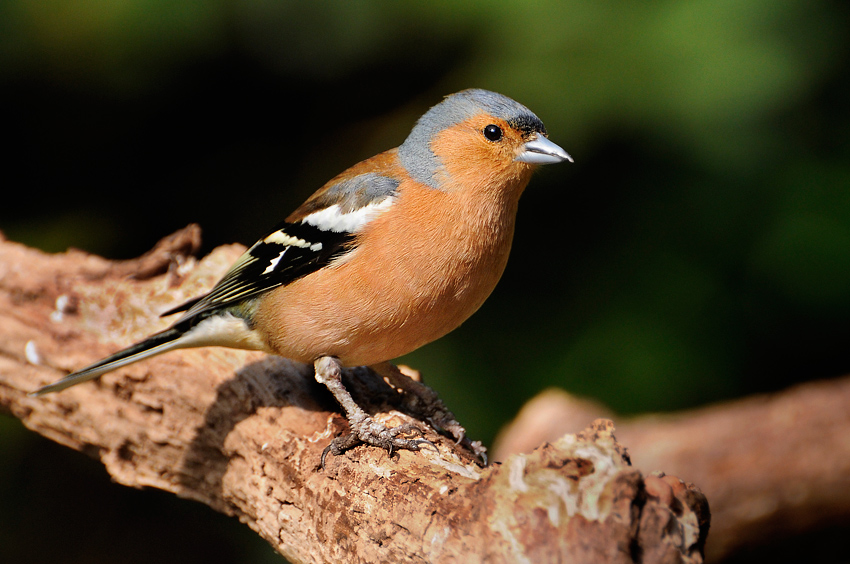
[{"x1": 515, "y1": 134, "x2": 573, "y2": 164}]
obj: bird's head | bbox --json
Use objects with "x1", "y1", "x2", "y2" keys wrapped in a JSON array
[{"x1": 398, "y1": 89, "x2": 571, "y2": 195}]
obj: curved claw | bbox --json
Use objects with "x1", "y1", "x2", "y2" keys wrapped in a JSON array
[
  {"x1": 412, "y1": 437, "x2": 439, "y2": 453},
  {"x1": 320, "y1": 444, "x2": 333, "y2": 470},
  {"x1": 321, "y1": 431, "x2": 362, "y2": 470}
]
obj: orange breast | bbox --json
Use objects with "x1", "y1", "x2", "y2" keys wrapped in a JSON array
[{"x1": 252, "y1": 170, "x2": 533, "y2": 366}]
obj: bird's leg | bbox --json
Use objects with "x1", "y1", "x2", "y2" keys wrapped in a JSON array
[
  {"x1": 314, "y1": 356, "x2": 433, "y2": 468},
  {"x1": 371, "y1": 362, "x2": 487, "y2": 464}
]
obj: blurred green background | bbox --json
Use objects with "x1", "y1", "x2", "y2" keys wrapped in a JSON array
[{"x1": 2, "y1": 0, "x2": 849, "y2": 562}]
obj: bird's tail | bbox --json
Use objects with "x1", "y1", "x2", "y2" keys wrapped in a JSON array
[{"x1": 30, "y1": 328, "x2": 186, "y2": 396}]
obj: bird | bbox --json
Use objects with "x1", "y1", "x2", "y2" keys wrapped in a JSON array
[{"x1": 32, "y1": 88, "x2": 572, "y2": 461}]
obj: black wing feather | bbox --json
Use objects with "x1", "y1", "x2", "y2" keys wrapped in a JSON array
[
  {"x1": 168, "y1": 220, "x2": 355, "y2": 326},
  {"x1": 159, "y1": 294, "x2": 204, "y2": 317}
]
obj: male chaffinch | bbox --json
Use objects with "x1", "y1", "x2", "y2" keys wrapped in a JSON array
[{"x1": 33, "y1": 89, "x2": 571, "y2": 461}]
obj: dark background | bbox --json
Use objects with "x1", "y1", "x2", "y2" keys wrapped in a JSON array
[{"x1": 2, "y1": 1, "x2": 849, "y2": 562}]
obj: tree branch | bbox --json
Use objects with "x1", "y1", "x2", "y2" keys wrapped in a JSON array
[
  {"x1": 494, "y1": 381, "x2": 850, "y2": 561},
  {"x1": 0, "y1": 228, "x2": 708, "y2": 564}
]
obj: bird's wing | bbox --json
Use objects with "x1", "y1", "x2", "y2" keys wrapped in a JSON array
[{"x1": 164, "y1": 171, "x2": 400, "y2": 326}]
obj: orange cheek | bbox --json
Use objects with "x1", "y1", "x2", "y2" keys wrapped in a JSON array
[{"x1": 431, "y1": 125, "x2": 532, "y2": 197}]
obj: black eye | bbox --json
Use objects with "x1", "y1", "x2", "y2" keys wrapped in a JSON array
[{"x1": 483, "y1": 124, "x2": 502, "y2": 142}]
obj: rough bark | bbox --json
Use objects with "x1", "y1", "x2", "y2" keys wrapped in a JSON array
[
  {"x1": 0, "y1": 227, "x2": 708, "y2": 564},
  {"x1": 494, "y1": 382, "x2": 850, "y2": 562}
]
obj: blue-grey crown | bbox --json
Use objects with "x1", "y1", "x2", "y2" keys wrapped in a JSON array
[{"x1": 398, "y1": 89, "x2": 546, "y2": 189}]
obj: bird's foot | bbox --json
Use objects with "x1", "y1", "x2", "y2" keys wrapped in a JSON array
[
  {"x1": 422, "y1": 411, "x2": 486, "y2": 465},
  {"x1": 370, "y1": 362, "x2": 488, "y2": 465},
  {"x1": 321, "y1": 418, "x2": 435, "y2": 469}
]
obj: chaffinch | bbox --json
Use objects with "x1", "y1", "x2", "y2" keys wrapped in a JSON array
[{"x1": 33, "y1": 89, "x2": 571, "y2": 460}]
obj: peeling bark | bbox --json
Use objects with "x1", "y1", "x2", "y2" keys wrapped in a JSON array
[
  {"x1": 495, "y1": 383, "x2": 850, "y2": 562},
  {"x1": 0, "y1": 228, "x2": 709, "y2": 564}
]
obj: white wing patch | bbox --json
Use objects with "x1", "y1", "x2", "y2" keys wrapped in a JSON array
[
  {"x1": 262, "y1": 249, "x2": 287, "y2": 275},
  {"x1": 264, "y1": 230, "x2": 322, "y2": 250},
  {"x1": 259, "y1": 230, "x2": 324, "y2": 275},
  {"x1": 302, "y1": 198, "x2": 394, "y2": 233}
]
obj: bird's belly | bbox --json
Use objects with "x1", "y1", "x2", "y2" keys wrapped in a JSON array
[{"x1": 253, "y1": 245, "x2": 508, "y2": 366}]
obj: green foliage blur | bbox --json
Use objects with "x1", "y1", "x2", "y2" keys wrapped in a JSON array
[{"x1": 2, "y1": 1, "x2": 849, "y2": 562}]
